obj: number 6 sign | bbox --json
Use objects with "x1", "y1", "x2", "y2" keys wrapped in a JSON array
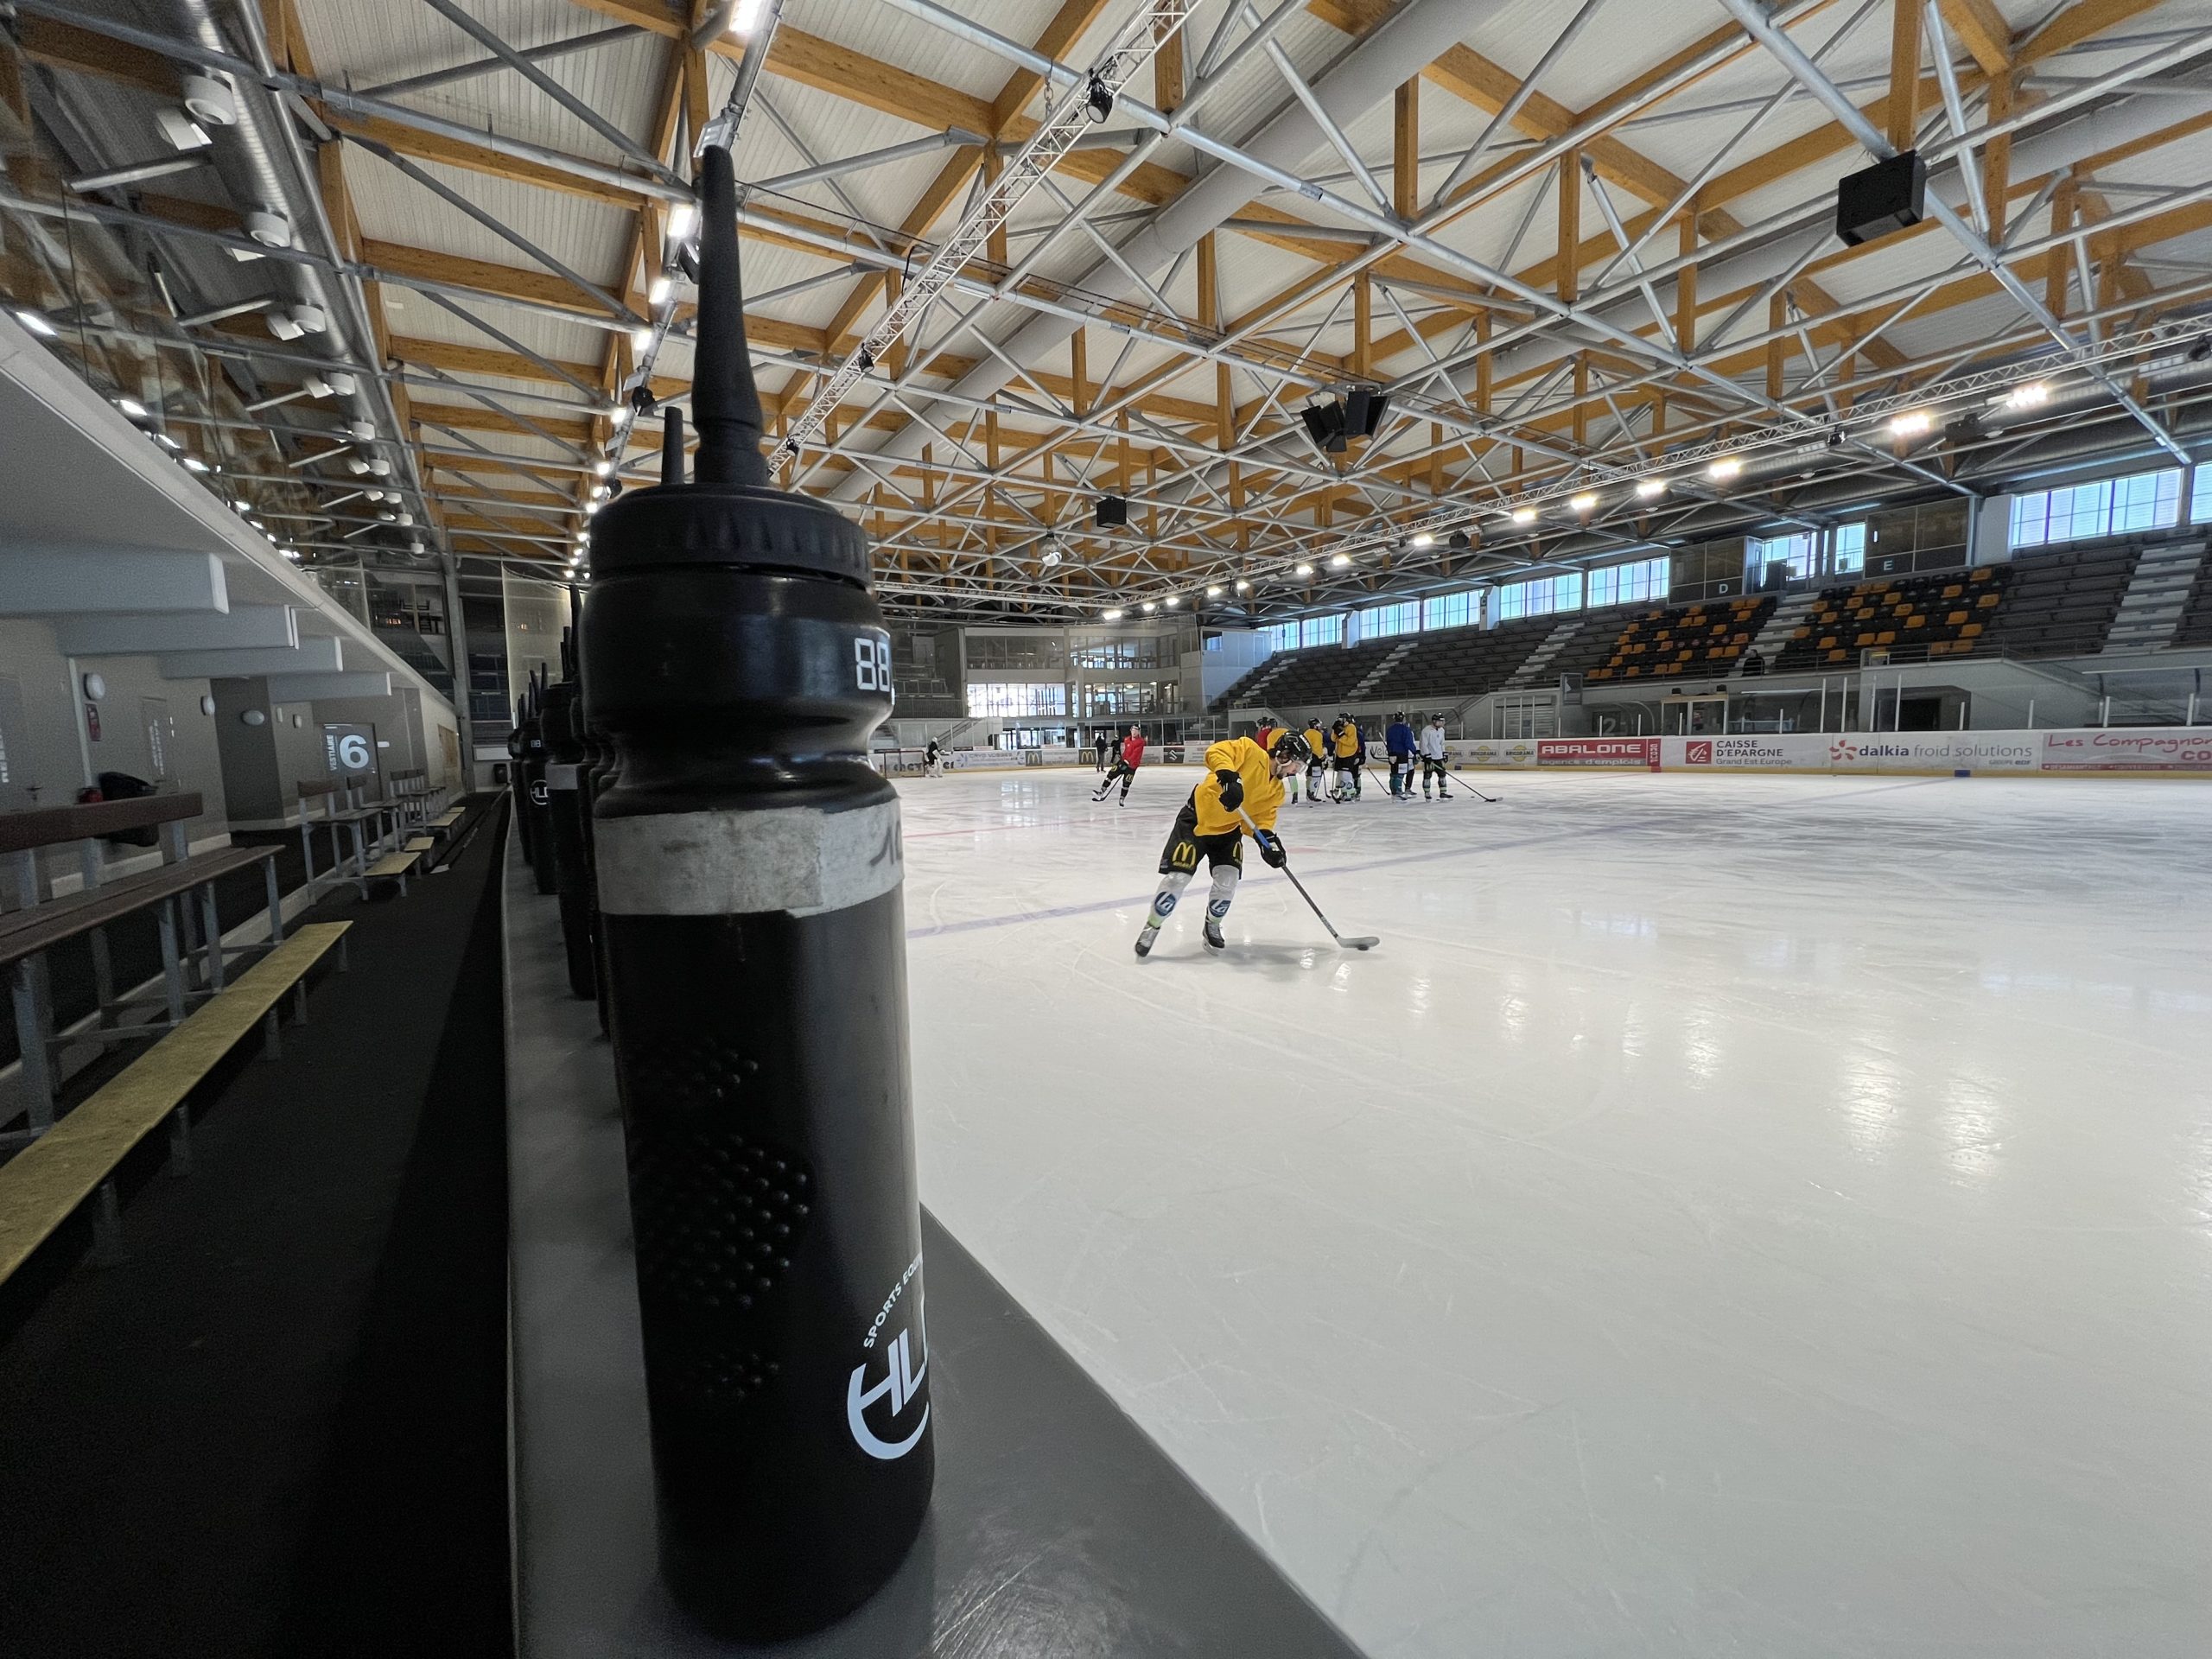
[{"x1": 323, "y1": 722, "x2": 376, "y2": 776}]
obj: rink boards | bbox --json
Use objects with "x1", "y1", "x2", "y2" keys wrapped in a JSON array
[
  {"x1": 898, "y1": 726, "x2": 2212, "y2": 779},
  {"x1": 1449, "y1": 726, "x2": 2212, "y2": 777}
]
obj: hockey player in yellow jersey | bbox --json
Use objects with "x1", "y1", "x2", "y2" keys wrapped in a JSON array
[
  {"x1": 1135, "y1": 730, "x2": 1307, "y2": 957},
  {"x1": 1301, "y1": 721, "x2": 1328, "y2": 807}
]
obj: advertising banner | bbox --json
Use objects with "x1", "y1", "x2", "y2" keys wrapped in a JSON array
[
  {"x1": 2038, "y1": 728, "x2": 2212, "y2": 772},
  {"x1": 1537, "y1": 737, "x2": 1661, "y2": 769},
  {"x1": 1451, "y1": 739, "x2": 1542, "y2": 770},
  {"x1": 1664, "y1": 733, "x2": 2037, "y2": 773}
]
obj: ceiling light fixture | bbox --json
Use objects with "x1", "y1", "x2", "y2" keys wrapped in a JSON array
[
  {"x1": 1887, "y1": 410, "x2": 1933, "y2": 439},
  {"x1": 1294, "y1": 562, "x2": 1314, "y2": 577},
  {"x1": 631, "y1": 324, "x2": 654, "y2": 352},
  {"x1": 1103, "y1": 607, "x2": 1123, "y2": 620},
  {"x1": 2002, "y1": 381, "x2": 2050, "y2": 411},
  {"x1": 1510, "y1": 505, "x2": 1537, "y2": 525},
  {"x1": 1707, "y1": 457, "x2": 1743, "y2": 481},
  {"x1": 594, "y1": 459, "x2": 614, "y2": 477},
  {"x1": 1329, "y1": 552, "x2": 1351, "y2": 569},
  {"x1": 1084, "y1": 74, "x2": 1115, "y2": 124},
  {"x1": 1637, "y1": 477, "x2": 1667, "y2": 499},
  {"x1": 1141, "y1": 601, "x2": 1157, "y2": 613},
  {"x1": 729, "y1": 0, "x2": 766, "y2": 33},
  {"x1": 1569, "y1": 491, "x2": 1598, "y2": 514},
  {"x1": 666, "y1": 202, "x2": 698, "y2": 244},
  {"x1": 1165, "y1": 596, "x2": 1180, "y2": 608},
  {"x1": 648, "y1": 274, "x2": 672, "y2": 306},
  {"x1": 1206, "y1": 584, "x2": 1223, "y2": 597},
  {"x1": 1410, "y1": 531, "x2": 1434, "y2": 548}
]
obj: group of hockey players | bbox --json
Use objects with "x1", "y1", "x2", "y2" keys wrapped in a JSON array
[{"x1": 1275, "y1": 711, "x2": 1455, "y2": 804}]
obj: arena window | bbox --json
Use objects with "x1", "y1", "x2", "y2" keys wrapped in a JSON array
[
  {"x1": 1357, "y1": 600, "x2": 1421, "y2": 641},
  {"x1": 2011, "y1": 467, "x2": 2180, "y2": 548},
  {"x1": 1300, "y1": 613, "x2": 1345, "y2": 648},
  {"x1": 2193, "y1": 463, "x2": 2212, "y2": 524},
  {"x1": 966, "y1": 681, "x2": 1069, "y2": 718},
  {"x1": 1420, "y1": 589, "x2": 1479, "y2": 631},
  {"x1": 1834, "y1": 523, "x2": 1867, "y2": 574},
  {"x1": 1749, "y1": 531, "x2": 1817, "y2": 580},
  {"x1": 1586, "y1": 556, "x2": 1671, "y2": 608},
  {"x1": 1496, "y1": 572, "x2": 1583, "y2": 621}
]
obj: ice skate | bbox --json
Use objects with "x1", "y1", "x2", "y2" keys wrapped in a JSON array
[
  {"x1": 1203, "y1": 918, "x2": 1225, "y2": 951},
  {"x1": 1135, "y1": 922, "x2": 1160, "y2": 958}
]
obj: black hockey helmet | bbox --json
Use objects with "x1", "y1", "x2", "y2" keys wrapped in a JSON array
[{"x1": 1268, "y1": 729, "x2": 1311, "y2": 766}]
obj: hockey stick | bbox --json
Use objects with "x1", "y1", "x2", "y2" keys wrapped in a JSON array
[
  {"x1": 1447, "y1": 768, "x2": 1500, "y2": 804},
  {"x1": 1239, "y1": 810, "x2": 1378, "y2": 951}
]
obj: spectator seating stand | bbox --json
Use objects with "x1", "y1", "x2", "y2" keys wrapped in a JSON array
[
  {"x1": 3, "y1": 795, "x2": 289, "y2": 1137},
  {"x1": 1584, "y1": 596, "x2": 1776, "y2": 683},
  {"x1": 1775, "y1": 567, "x2": 2007, "y2": 671},
  {"x1": 1983, "y1": 543, "x2": 2142, "y2": 658}
]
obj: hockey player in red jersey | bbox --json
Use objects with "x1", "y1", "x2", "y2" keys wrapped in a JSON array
[{"x1": 1093, "y1": 725, "x2": 1147, "y2": 804}]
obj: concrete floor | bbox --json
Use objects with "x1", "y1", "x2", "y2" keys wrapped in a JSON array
[{"x1": 900, "y1": 765, "x2": 2212, "y2": 1658}]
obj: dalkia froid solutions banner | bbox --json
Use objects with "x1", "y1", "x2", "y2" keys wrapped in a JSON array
[
  {"x1": 1666, "y1": 733, "x2": 2039, "y2": 773},
  {"x1": 2039, "y1": 728, "x2": 2212, "y2": 772}
]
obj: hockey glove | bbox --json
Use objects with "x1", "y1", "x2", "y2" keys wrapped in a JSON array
[
  {"x1": 1254, "y1": 828, "x2": 1287, "y2": 868},
  {"x1": 1215, "y1": 770, "x2": 1245, "y2": 810}
]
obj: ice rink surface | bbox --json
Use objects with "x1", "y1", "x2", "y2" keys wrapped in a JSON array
[{"x1": 897, "y1": 764, "x2": 2212, "y2": 1658}]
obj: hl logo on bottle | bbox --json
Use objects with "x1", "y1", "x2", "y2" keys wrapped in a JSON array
[{"x1": 846, "y1": 1316, "x2": 928, "y2": 1461}]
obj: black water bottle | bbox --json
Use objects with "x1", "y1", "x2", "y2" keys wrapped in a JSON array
[
  {"x1": 538, "y1": 676, "x2": 595, "y2": 999},
  {"x1": 507, "y1": 709, "x2": 536, "y2": 867},
  {"x1": 519, "y1": 682, "x2": 557, "y2": 896},
  {"x1": 582, "y1": 140, "x2": 931, "y2": 1640}
]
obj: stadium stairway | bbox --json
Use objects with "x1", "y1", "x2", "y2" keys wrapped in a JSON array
[
  {"x1": 1347, "y1": 639, "x2": 1419, "y2": 698},
  {"x1": 1749, "y1": 590, "x2": 1818, "y2": 661},
  {"x1": 0, "y1": 800, "x2": 513, "y2": 1658},
  {"x1": 1503, "y1": 618, "x2": 1585, "y2": 687},
  {"x1": 2101, "y1": 539, "x2": 2206, "y2": 654}
]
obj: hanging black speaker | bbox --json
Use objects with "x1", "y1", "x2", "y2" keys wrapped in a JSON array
[
  {"x1": 1344, "y1": 388, "x2": 1391, "y2": 439},
  {"x1": 1300, "y1": 400, "x2": 1347, "y2": 454},
  {"x1": 1094, "y1": 495, "x2": 1128, "y2": 529},
  {"x1": 1836, "y1": 150, "x2": 1926, "y2": 246}
]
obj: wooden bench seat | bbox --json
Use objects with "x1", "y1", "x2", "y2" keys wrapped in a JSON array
[
  {"x1": 404, "y1": 837, "x2": 435, "y2": 854},
  {"x1": 0, "y1": 922, "x2": 351, "y2": 1280},
  {"x1": 364, "y1": 850, "x2": 422, "y2": 895},
  {"x1": 429, "y1": 809, "x2": 464, "y2": 830}
]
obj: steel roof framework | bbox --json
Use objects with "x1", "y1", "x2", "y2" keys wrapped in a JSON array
[{"x1": 3, "y1": 0, "x2": 2211, "y2": 622}]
